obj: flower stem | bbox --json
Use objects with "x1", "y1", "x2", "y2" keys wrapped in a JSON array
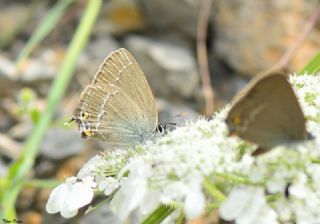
[{"x1": 203, "y1": 176, "x2": 226, "y2": 202}]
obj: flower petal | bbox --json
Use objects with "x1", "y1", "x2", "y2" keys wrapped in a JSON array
[
  {"x1": 184, "y1": 185, "x2": 205, "y2": 219},
  {"x1": 67, "y1": 182, "x2": 94, "y2": 211},
  {"x1": 46, "y1": 183, "x2": 69, "y2": 214}
]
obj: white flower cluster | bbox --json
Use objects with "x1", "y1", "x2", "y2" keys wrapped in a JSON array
[{"x1": 46, "y1": 73, "x2": 320, "y2": 223}]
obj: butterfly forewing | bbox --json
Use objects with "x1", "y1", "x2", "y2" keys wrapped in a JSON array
[
  {"x1": 91, "y1": 48, "x2": 158, "y2": 130},
  {"x1": 227, "y1": 73, "x2": 307, "y2": 148}
]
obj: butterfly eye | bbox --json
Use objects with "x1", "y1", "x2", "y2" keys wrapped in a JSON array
[{"x1": 156, "y1": 124, "x2": 166, "y2": 135}]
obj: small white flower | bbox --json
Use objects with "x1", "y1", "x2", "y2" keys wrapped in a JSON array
[
  {"x1": 98, "y1": 176, "x2": 119, "y2": 196},
  {"x1": 77, "y1": 156, "x2": 103, "y2": 179},
  {"x1": 184, "y1": 183, "x2": 205, "y2": 219},
  {"x1": 66, "y1": 182, "x2": 94, "y2": 211},
  {"x1": 46, "y1": 178, "x2": 77, "y2": 218},
  {"x1": 267, "y1": 175, "x2": 286, "y2": 194},
  {"x1": 82, "y1": 175, "x2": 97, "y2": 188},
  {"x1": 109, "y1": 176, "x2": 147, "y2": 221},
  {"x1": 273, "y1": 199, "x2": 292, "y2": 222},
  {"x1": 46, "y1": 177, "x2": 94, "y2": 218},
  {"x1": 289, "y1": 173, "x2": 308, "y2": 199},
  {"x1": 140, "y1": 189, "x2": 161, "y2": 215},
  {"x1": 161, "y1": 182, "x2": 188, "y2": 203},
  {"x1": 109, "y1": 160, "x2": 150, "y2": 221},
  {"x1": 220, "y1": 187, "x2": 277, "y2": 224}
]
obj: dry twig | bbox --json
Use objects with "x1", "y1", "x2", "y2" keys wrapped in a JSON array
[
  {"x1": 197, "y1": 0, "x2": 214, "y2": 116},
  {"x1": 266, "y1": 6, "x2": 320, "y2": 76}
]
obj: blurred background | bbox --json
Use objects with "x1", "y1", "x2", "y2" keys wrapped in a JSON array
[{"x1": 0, "y1": 0, "x2": 319, "y2": 223}]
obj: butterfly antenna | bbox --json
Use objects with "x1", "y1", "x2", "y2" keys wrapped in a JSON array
[
  {"x1": 158, "y1": 112, "x2": 188, "y2": 133},
  {"x1": 164, "y1": 112, "x2": 188, "y2": 123},
  {"x1": 64, "y1": 116, "x2": 76, "y2": 127}
]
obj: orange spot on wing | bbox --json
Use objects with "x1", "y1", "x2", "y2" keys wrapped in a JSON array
[
  {"x1": 84, "y1": 130, "x2": 93, "y2": 137},
  {"x1": 232, "y1": 116, "x2": 241, "y2": 125}
]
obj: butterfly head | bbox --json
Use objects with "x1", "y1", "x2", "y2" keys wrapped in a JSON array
[
  {"x1": 156, "y1": 123, "x2": 167, "y2": 135},
  {"x1": 67, "y1": 111, "x2": 94, "y2": 138},
  {"x1": 156, "y1": 112, "x2": 187, "y2": 135}
]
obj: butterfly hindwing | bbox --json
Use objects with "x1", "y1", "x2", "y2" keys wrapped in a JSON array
[{"x1": 226, "y1": 73, "x2": 306, "y2": 148}]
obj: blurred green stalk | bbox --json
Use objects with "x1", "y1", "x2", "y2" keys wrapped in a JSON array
[
  {"x1": 300, "y1": 52, "x2": 320, "y2": 74},
  {"x1": 142, "y1": 205, "x2": 176, "y2": 224},
  {"x1": 2, "y1": 0, "x2": 102, "y2": 219},
  {"x1": 15, "y1": 0, "x2": 74, "y2": 67}
]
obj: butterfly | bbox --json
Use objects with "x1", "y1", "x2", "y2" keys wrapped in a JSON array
[
  {"x1": 69, "y1": 48, "x2": 163, "y2": 148},
  {"x1": 226, "y1": 72, "x2": 308, "y2": 155}
]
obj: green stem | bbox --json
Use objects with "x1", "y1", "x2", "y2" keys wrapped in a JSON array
[
  {"x1": 142, "y1": 204, "x2": 176, "y2": 224},
  {"x1": 23, "y1": 179, "x2": 62, "y2": 189},
  {"x1": 85, "y1": 199, "x2": 109, "y2": 215},
  {"x1": 214, "y1": 172, "x2": 263, "y2": 185},
  {"x1": 203, "y1": 176, "x2": 226, "y2": 202},
  {"x1": 15, "y1": 0, "x2": 74, "y2": 66},
  {"x1": 2, "y1": 0, "x2": 102, "y2": 219},
  {"x1": 206, "y1": 202, "x2": 220, "y2": 210},
  {"x1": 175, "y1": 211, "x2": 185, "y2": 224},
  {"x1": 311, "y1": 157, "x2": 320, "y2": 164}
]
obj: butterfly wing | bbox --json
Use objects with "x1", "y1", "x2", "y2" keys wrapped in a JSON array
[
  {"x1": 73, "y1": 84, "x2": 155, "y2": 147},
  {"x1": 226, "y1": 73, "x2": 307, "y2": 148},
  {"x1": 72, "y1": 48, "x2": 158, "y2": 147},
  {"x1": 91, "y1": 48, "x2": 158, "y2": 130}
]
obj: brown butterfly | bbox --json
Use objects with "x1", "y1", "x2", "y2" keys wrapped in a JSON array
[
  {"x1": 226, "y1": 72, "x2": 308, "y2": 156},
  {"x1": 68, "y1": 48, "x2": 163, "y2": 148}
]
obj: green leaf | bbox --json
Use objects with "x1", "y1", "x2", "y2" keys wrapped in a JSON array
[
  {"x1": 15, "y1": 0, "x2": 74, "y2": 66},
  {"x1": 19, "y1": 87, "x2": 36, "y2": 105},
  {"x1": 203, "y1": 176, "x2": 226, "y2": 202},
  {"x1": 30, "y1": 108, "x2": 41, "y2": 124},
  {"x1": 142, "y1": 204, "x2": 176, "y2": 224},
  {"x1": 300, "y1": 52, "x2": 320, "y2": 74}
]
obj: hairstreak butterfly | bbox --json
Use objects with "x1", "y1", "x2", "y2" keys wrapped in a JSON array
[
  {"x1": 226, "y1": 72, "x2": 308, "y2": 155},
  {"x1": 69, "y1": 48, "x2": 163, "y2": 147}
]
